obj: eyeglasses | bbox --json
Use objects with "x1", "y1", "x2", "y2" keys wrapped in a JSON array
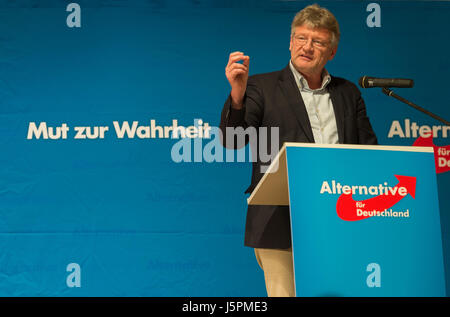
[{"x1": 292, "y1": 35, "x2": 329, "y2": 49}]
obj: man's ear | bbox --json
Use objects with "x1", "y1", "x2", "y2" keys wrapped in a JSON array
[{"x1": 328, "y1": 45, "x2": 338, "y2": 61}]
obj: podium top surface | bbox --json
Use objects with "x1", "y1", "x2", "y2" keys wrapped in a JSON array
[{"x1": 282, "y1": 142, "x2": 434, "y2": 152}]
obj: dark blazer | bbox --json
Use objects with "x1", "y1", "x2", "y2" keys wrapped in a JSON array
[{"x1": 220, "y1": 64, "x2": 378, "y2": 249}]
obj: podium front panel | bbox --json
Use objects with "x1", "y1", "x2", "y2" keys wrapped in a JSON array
[{"x1": 285, "y1": 145, "x2": 445, "y2": 297}]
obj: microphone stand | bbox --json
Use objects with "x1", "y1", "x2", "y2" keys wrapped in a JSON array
[{"x1": 382, "y1": 88, "x2": 449, "y2": 126}]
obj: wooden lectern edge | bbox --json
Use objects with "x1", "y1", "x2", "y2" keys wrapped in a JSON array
[
  {"x1": 247, "y1": 144, "x2": 288, "y2": 206},
  {"x1": 246, "y1": 142, "x2": 434, "y2": 206}
]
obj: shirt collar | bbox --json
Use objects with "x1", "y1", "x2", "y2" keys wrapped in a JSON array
[{"x1": 289, "y1": 60, "x2": 331, "y2": 92}]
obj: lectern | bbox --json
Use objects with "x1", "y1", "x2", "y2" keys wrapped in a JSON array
[{"x1": 248, "y1": 142, "x2": 446, "y2": 297}]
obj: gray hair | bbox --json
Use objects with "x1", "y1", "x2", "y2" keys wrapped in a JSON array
[{"x1": 291, "y1": 4, "x2": 340, "y2": 47}]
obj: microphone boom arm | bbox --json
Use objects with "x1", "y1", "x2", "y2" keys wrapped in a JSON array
[{"x1": 382, "y1": 88, "x2": 449, "y2": 126}]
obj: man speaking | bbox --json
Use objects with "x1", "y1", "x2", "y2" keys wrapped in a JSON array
[{"x1": 220, "y1": 4, "x2": 378, "y2": 297}]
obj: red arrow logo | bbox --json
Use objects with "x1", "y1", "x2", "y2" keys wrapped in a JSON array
[
  {"x1": 336, "y1": 175, "x2": 416, "y2": 221},
  {"x1": 413, "y1": 136, "x2": 450, "y2": 174}
]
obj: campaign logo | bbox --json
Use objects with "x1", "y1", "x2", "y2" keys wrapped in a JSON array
[
  {"x1": 320, "y1": 176, "x2": 416, "y2": 221},
  {"x1": 413, "y1": 136, "x2": 450, "y2": 174},
  {"x1": 387, "y1": 119, "x2": 449, "y2": 174}
]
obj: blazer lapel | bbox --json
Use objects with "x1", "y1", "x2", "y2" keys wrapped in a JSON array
[
  {"x1": 328, "y1": 77, "x2": 345, "y2": 144},
  {"x1": 278, "y1": 65, "x2": 315, "y2": 143}
]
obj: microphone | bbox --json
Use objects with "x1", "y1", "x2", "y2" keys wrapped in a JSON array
[{"x1": 358, "y1": 76, "x2": 414, "y2": 88}]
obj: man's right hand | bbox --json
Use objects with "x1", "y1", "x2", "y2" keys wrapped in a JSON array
[{"x1": 225, "y1": 51, "x2": 250, "y2": 109}]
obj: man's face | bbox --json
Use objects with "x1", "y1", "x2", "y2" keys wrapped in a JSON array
[{"x1": 289, "y1": 24, "x2": 337, "y2": 78}]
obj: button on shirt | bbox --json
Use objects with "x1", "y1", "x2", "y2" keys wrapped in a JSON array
[{"x1": 289, "y1": 61, "x2": 339, "y2": 144}]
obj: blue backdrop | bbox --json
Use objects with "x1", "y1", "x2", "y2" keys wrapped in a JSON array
[{"x1": 0, "y1": 0, "x2": 449, "y2": 296}]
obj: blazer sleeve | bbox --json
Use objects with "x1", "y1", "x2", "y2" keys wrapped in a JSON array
[{"x1": 219, "y1": 76, "x2": 265, "y2": 149}]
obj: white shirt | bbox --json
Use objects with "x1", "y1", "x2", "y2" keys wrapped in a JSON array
[{"x1": 289, "y1": 61, "x2": 339, "y2": 144}]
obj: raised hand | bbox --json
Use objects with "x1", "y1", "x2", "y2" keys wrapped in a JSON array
[{"x1": 225, "y1": 51, "x2": 250, "y2": 109}]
